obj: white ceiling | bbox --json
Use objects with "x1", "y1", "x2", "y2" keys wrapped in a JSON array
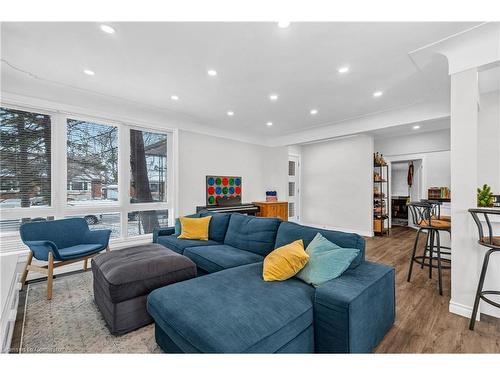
[
  {"x1": 1, "y1": 22, "x2": 480, "y2": 138},
  {"x1": 369, "y1": 117, "x2": 450, "y2": 139}
]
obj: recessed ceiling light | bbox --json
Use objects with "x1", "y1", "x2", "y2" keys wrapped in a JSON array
[
  {"x1": 227, "y1": 111, "x2": 234, "y2": 116},
  {"x1": 83, "y1": 69, "x2": 95, "y2": 76},
  {"x1": 170, "y1": 95, "x2": 179, "y2": 101},
  {"x1": 269, "y1": 94, "x2": 278, "y2": 101},
  {"x1": 277, "y1": 21, "x2": 291, "y2": 29},
  {"x1": 100, "y1": 24, "x2": 115, "y2": 34},
  {"x1": 413, "y1": 125, "x2": 420, "y2": 130},
  {"x1": 207, "y1": 69, "x2": 217, "y2": 77},
  {"x1": 310, "y1": 109, "x2": 318, "y2": 115},
  {"x1": 266, "y1": 122, "x2": 273, "y2": 126},
  {"x1": 373, "y1": 91, "x2": 383, "y2": 97},
  {"x1": 338, "y1": 66, "x2": 350, "y2": 74}
]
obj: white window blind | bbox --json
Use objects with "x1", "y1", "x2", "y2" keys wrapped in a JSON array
[
  {"x1": 0, "y1": 107, "x2": 52, "y2": 209},
  {"x1": 66, "y1": 118, "x2": 118, "y2": 204}
]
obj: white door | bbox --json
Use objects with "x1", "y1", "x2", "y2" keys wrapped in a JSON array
[{"x1": 288, "y1": 155, "x2": 300, "y2": 222}]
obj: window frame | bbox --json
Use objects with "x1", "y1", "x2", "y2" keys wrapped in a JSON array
[
  {"x1": 0, "y1": 104, "x2": 57, "y2": 221},
  {"x1": 0, "y1": 101, "x2": 176, "y2": 247},
  {"x1": 65, "y1": 115, "x2": 121, "y2": 209}
]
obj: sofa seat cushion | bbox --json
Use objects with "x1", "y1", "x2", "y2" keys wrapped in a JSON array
[
  {"x1": 275, "y1": 221, "x2": 365, "y2": 269},
  {"x1": 147, "y1": 263, "x2": 315, "y2": 353},
  {"x1": 223, "y1": 214, "x2": 281, "y2": 256},
  {"x1": 156, "y1": 235, "x2": 219, "y2": 254},
  {"x1": 91, "y1": 244, "x2": 197, "y2": 303},
  {"x1": 183, "y1": 244, "x2": 263, "y2": 273},
  {"x1": 58, "y1": 243, "x2": 104, "y2": 259}
]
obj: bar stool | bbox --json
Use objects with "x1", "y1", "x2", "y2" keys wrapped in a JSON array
[
  {"x1": 421, "y1": 199, "x2": 451, "y2": 222},
  {"x1": 407, "y1": 201, "x2": 451, "y2": 295},
  {"x1": 468, "y1": 208, "x2": 500, "y2": 330}
]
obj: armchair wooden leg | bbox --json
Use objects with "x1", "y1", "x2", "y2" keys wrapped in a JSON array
[
  {"x1": 20, "y1": 251, "x2": 33, "y2": 290},
  {"x1": 47, "y1": 252, "x2": 54, "y2": 300},
  {"x1": 83, "y1": 258, "x2": 88, "y2": 271}
]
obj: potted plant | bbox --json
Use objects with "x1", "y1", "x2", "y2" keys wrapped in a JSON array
[{"x1": 477, "y1": 184, "x2": 494, "y2": 207}]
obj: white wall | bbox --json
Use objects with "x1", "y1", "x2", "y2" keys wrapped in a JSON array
[
  {"x1": 374, "y1": 128, "x2": 450, "y2": 156},
  {"x1": 177, "y1": 130, "x2": 288, "y2": 216},
  {"x1": 375, "y1": 129, "x2": 451, "y2": 193},
  {"x1": 478, "y1": 91, "x2": 500, "y2": 193},
  {"x1": 300, "y1": 135, "x2": 374, "y2": 236},
  {"x1": 288, "y1": 145, "x2": 302, "y2": 155},
  {"x1": 391, "y1": 162, "x2": 410, "y2": 197},
  {"x1": 477, "y1": 90, "x2": 500, "y2": 318},
  {"x1": 449, "y1": 69, "x2": 481, "y2": 320}
]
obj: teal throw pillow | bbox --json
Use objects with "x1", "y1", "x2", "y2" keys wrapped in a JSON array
[
  {"x1": 296, "y1": 232, "x2": 360, "y2": 287},
  {"x1": 174, "y1": 218, "x2": 181, "y2": 236}
]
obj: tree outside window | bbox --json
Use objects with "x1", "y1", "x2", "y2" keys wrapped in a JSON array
[
  {"x1": 66, "y1": 119, "x2": 118, "y2": 203},
  {"x1": 0, "y1": 107, "x2": 51, "y2": 208}
]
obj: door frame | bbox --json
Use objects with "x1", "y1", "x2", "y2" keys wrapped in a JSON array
[
  {"x1": 288, "y1": 153, "x2": 301, "y2": 222},
  {"x1": 385, "y1": 154, "x2": 427, "y2": 229}
]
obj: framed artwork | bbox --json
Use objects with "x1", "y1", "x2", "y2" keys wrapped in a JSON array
[{"x1": 206, "y1": 175, "x2": 242, "y2": 206}]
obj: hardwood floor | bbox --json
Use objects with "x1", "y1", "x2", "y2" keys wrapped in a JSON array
[{"x1": 368, "y1": 226, "x2": 500, "y2": 353}]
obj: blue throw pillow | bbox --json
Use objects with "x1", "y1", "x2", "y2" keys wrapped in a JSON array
[{"x1": 296, "y1": 232, "x2": 360, "y2": 287}]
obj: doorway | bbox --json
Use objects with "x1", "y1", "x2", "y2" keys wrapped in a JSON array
[
  {"x1": 389, "y1": 159, "x2": 423, "y2": 228},
  {"x1": 288, "y1": 155, "x2": 300, "y2": 222}
]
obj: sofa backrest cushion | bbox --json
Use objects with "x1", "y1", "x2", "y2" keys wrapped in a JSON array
[
  {"x1": 20, "y1": 218, "x2": 89, "y2": 250},
  {"x1": 224, "y1": 214, "x2": 281, "y2": 256},
  {"x1": 274, "y1": 221, "x2": 365, "y2": 269},
  {"x1": 199, "y1": 211, "x2": 232, "y2": 243}
]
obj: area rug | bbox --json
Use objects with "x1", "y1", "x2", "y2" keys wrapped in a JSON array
[{"x1": 19, "y1": 271, "x2": 161, "y2": 353}]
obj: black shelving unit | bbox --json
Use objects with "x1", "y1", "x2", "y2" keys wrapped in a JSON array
[{"x1": 374, "y1": 161, "x2": 390, "y2": 236}]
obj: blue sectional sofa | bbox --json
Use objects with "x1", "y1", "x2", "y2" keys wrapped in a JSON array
[{"x1": 148, "y1": 212, "x2": 395, "y2": 353}]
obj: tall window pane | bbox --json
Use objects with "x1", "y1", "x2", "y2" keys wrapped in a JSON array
[
  {"x1": 127, "y1": 209, "x2": 168, "y2": 236},
  {"x1": 0, "y1": 107, "x2": 51, "y2": 208},
  {"x1": 130, "y1": 129, "x2": 167, "y2": 203},
  {"x1": 65, "y1": 212, "x2": 121, "y2": 238},
  {"x1": 67, "y1": 119, "x2": 118, "y2": 204}
]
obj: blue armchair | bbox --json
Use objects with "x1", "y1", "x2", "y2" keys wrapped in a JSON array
[{"x1": 20, "y1": 218, "x2": 111, "y2": 300}]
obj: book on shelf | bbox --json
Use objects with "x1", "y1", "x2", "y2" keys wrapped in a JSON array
[{"x1": 428, "y1": 186, "x2": 451, "y2": 200}]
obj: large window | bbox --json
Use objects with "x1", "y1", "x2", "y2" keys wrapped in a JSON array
[
  {"x1": 0, "y1": 107, "x2": 51, "y2": 208},
  {"x1": 0, "y1": 105, "x2": 173, "y2": 253},
  {"x1": 67, "y1": 119, "x2": 118, "y2": 204},
  {"x1": 130, "y1": 129, "x2": 167, "y2": 203}
]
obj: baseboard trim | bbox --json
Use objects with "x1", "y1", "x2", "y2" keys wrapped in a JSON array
[
  {"x1": 449, "y1": 300, "x2": 480, "y2": 321},
  {"x1": 298, "y1": 222, "x2": 373, "y2": 238}
]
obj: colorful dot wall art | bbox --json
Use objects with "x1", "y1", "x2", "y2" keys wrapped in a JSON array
[{"x1": 206, "y1": 175, "x2": 242, "y2": 205}]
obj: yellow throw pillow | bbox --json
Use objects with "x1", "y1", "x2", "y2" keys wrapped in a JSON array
[
  {"x1": 263, "y1": 239, "x2": 309, "y2": 281},
  {"x1": 178, "y1": 216, "x2": 212, "y2": 240}
]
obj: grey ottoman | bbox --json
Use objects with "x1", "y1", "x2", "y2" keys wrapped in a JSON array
[{"x1": 91, "y1": 243, "x2": 196, "y2": 335}]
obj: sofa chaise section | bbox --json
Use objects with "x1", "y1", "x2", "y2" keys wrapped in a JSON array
[
  {"x1": 147, "y1": 263, "x2": 315, "y2": 353},
  {"x1": 314, "y1": 261, "x2": 395, "y2": 353}
]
